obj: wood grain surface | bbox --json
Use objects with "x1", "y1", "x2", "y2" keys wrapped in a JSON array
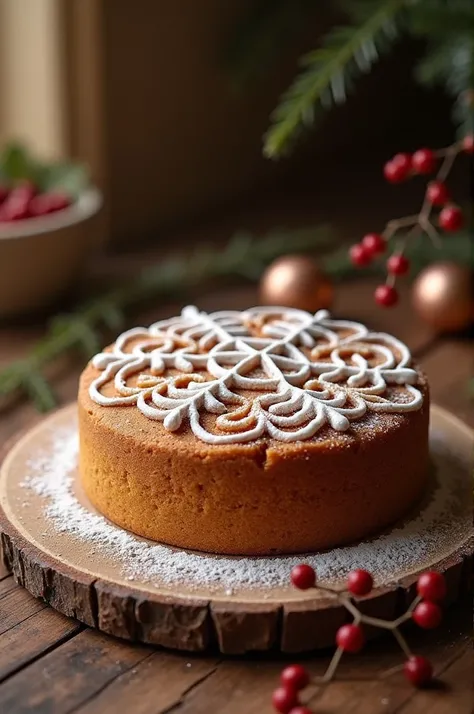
[
  {"x1": 3, "y1": 437, "x2": 470, "y2": 658},
  {"x1": 0, "y1": 277, "x2": 472, "y2": 713}
]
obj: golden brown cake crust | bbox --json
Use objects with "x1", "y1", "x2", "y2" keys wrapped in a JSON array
[{"x1": 78, "y1": 361, "x2": 430, "y2": 555}]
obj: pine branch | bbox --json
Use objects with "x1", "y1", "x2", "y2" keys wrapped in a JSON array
[
  {"x1": 263, "y1": 0, "x2": 406, "y2": 158},
  {"x1": 406, "y1": 0, "x2": 474, "y2": 37},
  {"x1": 0, "y1": 226, "x2": 334, "y2": 412},
  {"x1": 415, "y1": 36, "x2": 474, "y2": 136}
]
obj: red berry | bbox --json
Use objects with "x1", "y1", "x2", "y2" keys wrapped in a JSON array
[
  {"x1": 393, "y1": 152, "x2": 411, "y2": 170},
  {"x1": 387, "y1": 254, "x2": 410, "y2": 276},
  {"x1": 383, "y1": 160, "x2": 408, "y2": 183},
  {"x1": 290, "y1": 564, "x2": 316, "y2": 590},
  {"x1": 411, "y1": 148, "x2": 436, "y2": 174},
  {"x1": 349, "y1": 243, "x2": 372, "y2": 267},
  {"x1": 0, "y1": 196, "x2": 30, "y2": 221},
  {"x1": 347, "y1": 569, "x2": 373, "y2": 596},
  {"x1": 0, "y1": 180, "x2": 39, "y2": 221},
  {"x1": 362, "y1": 233, "x2": 386, "y2": 256},
  {"x1": 0, "y1": 184, "x2": 9, "y2": 205},
  {"x1": 29, "y1": 191, "x2": 72, "y2": 218},
  {"x1": 281, "y1": 665, "x2": 310, "y2": 691},
  {"x1": 47, "y1": 191, "x2": 71, "y2": 213},
  {"x1": 288, "y1": 708, "x2": 313, "y2": 714},
  {"x1": 426, "y1": 180, "x2": 450, "y2": 206},
  {"x1": 335, "y1": 623, "x2": 365, "y2": 653},
  {"x1": 439, "y1": 205, "x2": 464, "y2": 232},
  {"x1": 416, "y1": 571, "x2": 447, "y2": 602},
  {"x1": 272, "y1": 686, "x2": 299, "y2": 713},
  {"x1": 374, "y1": 284, "x2": 398, "y2": 307},
  {"x1": 462, "y1": 135, "x2": 474, "y2": 154},
  {"x1": 403, "y1": 656, "x2": 433, "y2": 687},
  {"x1": 13, "y1": 179, "x2": 37, "y2": 202},
  {"x1": 412, "y1": 601, "x2": 442, "y2": 629},
  {"x1": 29, "y1": 194, "x2": 55, "y2": 217}
]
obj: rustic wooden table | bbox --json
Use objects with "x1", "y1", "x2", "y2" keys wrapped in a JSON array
[{"x1": 0, "y1": 277, "x2": 472, "y2": 714}]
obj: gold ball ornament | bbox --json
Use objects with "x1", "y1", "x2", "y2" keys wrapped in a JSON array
[
  {"x1": 412, "y1": 262, "x2": 474, "y2": 333},
  {"x1": 259, "y1": 255, "x2": 334, "y2": 312}
]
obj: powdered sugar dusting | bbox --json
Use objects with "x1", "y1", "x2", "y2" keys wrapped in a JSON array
[{"x1": 19, "y1": 421, "x2": 472, "y2": 593}]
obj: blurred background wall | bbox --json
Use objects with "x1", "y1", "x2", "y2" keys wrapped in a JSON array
[
  {"x1": 0, "y1": 0, "x2": 452, "y2": 248},
  {"x1": 0, "y1": 0, "x2": 66, "y2": 157}
]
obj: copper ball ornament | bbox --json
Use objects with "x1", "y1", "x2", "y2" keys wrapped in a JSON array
[
  {"x1": 259, "y1": 255, "x2": 334, "y2": 312},
  {"x1": 412, "y1": 262, "x2": 473, "y2": 333}
]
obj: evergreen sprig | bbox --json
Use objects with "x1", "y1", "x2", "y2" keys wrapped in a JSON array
[
  {"x1": 416, "y1": 37, "x2": 474, "y2": 137},
  {"x1": 263, "y1": 0, "x2": 406, "y2": 157},
  {"x1": 226, "y1": 0, "x2": 473, "y2": 157},
  {"x1": 407, "y1": 0, "x2": 474, "y2": 37}
]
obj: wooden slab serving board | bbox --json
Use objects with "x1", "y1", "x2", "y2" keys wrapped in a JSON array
[{"x1": 0, "y1": 404, "x2": 472, "y2": 654}]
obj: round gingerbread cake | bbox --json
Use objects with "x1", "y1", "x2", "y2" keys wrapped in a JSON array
[{"x1": 78, "y1": 306, "x2": 429, "y2": 555}]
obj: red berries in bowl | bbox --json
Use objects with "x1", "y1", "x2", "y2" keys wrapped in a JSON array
[{"x1": 0, "y1": 181, "x2": 72, "y2": 224}]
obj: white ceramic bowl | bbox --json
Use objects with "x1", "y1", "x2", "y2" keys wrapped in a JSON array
[{"x1": 0, "y1": 188, "x2": 102, "y2": 318}]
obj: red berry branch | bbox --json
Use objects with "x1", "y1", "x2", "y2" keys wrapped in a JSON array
[
  {"x1": 349, "y1": 135, "x2": 473, "y2": 309},
  {"x1": 271, "y1": 566, "x2": 447, "y2": 713}
]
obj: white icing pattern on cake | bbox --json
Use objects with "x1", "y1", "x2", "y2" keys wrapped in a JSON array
[{"x1": 89, "y1": 306, "x2": 423, "y2": 444}]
